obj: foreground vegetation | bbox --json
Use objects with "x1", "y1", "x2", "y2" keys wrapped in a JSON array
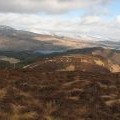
[{"x1": 0, "y1": 69, "x2": 120, "y2": 120}]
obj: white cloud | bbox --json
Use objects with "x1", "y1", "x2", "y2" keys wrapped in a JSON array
[
  {"x1": 0, "y1": 13, "x2": 120, "y2": 41},
  {"x1": 80, "y1": 16, "x2": 102, "y2": 24},
  {"x1": 116, "y1": 16, "x2": 120, "y2": 23},
  {"x1": 0, "y1": 0, "x2": 114, "y2": 14},
  {"x1": 0, "y1": 0, "x2": 118, "y2": 41}
]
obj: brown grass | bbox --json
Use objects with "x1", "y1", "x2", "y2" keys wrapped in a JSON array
[{"x1": 0, "y1": 69, "x2": 119, "y2": 120}]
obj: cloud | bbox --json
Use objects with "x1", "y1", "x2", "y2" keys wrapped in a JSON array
[
  {"x1": 116, "y1": 16, "x2": 120, "y2": 23},
  {"x1": 0, "y1": 13, "x2": 120, "y2": 41},
  {"x1": 0, "y1": 0, "x2": 114, "y2": 14},
  {"x1": 80, "y1": 16, "x2": 102, "y2": 24},
  {"x1": 0, "y1": 0, "x2": 119, "y2": 41}
]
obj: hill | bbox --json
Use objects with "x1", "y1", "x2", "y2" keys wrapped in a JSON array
[
  {"x1": 0, "y1": 69, "x2": 119, "y2": 120},
  {"x1": 0, "y1": 25, "x2": 119, "y2": 51}
]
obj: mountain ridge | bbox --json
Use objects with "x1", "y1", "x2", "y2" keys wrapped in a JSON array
[{"x1": 0, "y1": 25, "x2": 119, "y2": 51}]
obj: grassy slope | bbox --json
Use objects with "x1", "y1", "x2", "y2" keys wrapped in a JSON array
[{"x1": 0, "y1": 69, "x2": 120, "y2": 120}]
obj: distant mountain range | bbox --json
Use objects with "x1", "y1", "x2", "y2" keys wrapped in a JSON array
[{"x1": 0, "y1": 25, "x2": 120, "y2": 52}]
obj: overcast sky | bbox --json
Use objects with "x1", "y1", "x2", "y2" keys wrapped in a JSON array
[{"x1": 0, "y1": 0, "x2": 120, "y2": 41}]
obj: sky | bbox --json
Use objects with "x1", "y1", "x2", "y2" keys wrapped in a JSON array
[{"x1": 0, "y1": 0, "x2": 120, "y2": 41}]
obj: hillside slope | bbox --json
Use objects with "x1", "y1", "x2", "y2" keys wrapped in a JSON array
[
  {"x1": 0, "y1": 25, "x2": 120, "y2": 51},
  {"x1": 0, "y1": 69, "x2": 119, "y2": 120},
  {"x1": 0, "y1": 26, "x2": 96, "y2": 51},
  {"x1": 24, "y1": 54, "x2": 120, "y2": 73}
]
